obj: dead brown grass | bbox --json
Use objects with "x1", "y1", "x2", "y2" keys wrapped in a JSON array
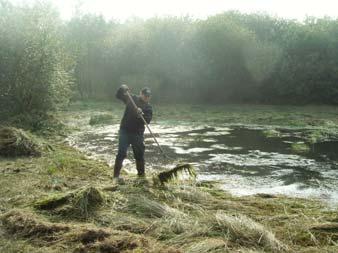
[
  {"x1": 0, "y1": 209, "x2": 70, "y2": 241},
  {"x1": 0, "y1": 209, "x2": 183, "y2": 253}
]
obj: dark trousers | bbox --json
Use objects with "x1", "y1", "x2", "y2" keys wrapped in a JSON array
[
  {"x1": 114, "y1": 129, "x2": 145, "y2": 177},
  {"x1": 116, "y1": 129, "x2": 145, "y2": 162}
]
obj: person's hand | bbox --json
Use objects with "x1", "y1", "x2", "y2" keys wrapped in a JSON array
[
  {"x1": 120, "y1": 84, "x2": 129, "y2": 94},
  {"x1": 137, "y1": 107, "x2": 144, "y2": 117}
]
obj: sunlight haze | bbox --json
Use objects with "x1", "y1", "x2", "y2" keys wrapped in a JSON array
[{"x1": 9, "y1": 0, "x2": 338, "y2": 21}]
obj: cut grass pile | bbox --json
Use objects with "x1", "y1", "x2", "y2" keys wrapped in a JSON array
[
  {"x1": 185, "y1": 238, "x2": 227, "y2": 253},
  {"x1": 125, "y1": 195, "x2": 184, "y2": 218},
  {"x1": 34, "y1": 186, "x2": 105, "y2": 219},
  {"x1": 0, "y1": 127, "x2": 41, "y2": 156},
  {"x1": 1, "y1": 209, "x2": 70, "y2": 241},
  {"x1": 0, "y1": 209, "x2": 181, "y2": 253},
  {"x1": 211, "y1": 211, "x2": 285, "y2": 251}
]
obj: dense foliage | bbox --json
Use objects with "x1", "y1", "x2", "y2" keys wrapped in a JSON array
[
  {"x1": 1, "y1": 1, "x2": 338, "y2": 120},
  {"x1": 65, "y1": 13, "x2": 338, "y2": 105},
  {"x1": 0, "y1": 1, "x2": 73, "y2": 118}
]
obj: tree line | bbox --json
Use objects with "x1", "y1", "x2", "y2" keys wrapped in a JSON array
[{"x1": 1, "y1": 1, "x2": 338, "y2": 118}]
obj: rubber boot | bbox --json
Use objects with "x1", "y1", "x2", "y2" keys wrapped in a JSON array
[
  {"x1": 136, "y1": 160, "x2": 145, "y2": 177},
  {"x1": 113, "y1": 159, "x2": 123, "y2": 179},
  {"x1": 135, "y1": 160, "x2": 148, "y2": 186}
]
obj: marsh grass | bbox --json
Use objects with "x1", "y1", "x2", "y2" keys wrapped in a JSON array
[{"x1": 89, "y1": 113, "x2": 115, "y2": 125}]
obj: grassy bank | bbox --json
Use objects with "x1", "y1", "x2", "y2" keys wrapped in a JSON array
[
  {"x1": 1, "y1": 102, "x2": 338, "y2": 252},
  {"x1": 1, "y1": 141, "x2": 337, "y2": 252}
]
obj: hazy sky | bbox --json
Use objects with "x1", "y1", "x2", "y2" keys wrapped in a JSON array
[{"x1": 9, "y1": 0, "x2": 338, "y2": 21}]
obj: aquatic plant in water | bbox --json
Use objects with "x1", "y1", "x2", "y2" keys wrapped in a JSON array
[{"x1": 291, "y1": 142, "x2": 310, "y2": 153}]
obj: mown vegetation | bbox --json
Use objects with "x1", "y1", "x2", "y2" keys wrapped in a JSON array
[{"x1": 0, "y1": 139, "x2": 337, "y2": 252}]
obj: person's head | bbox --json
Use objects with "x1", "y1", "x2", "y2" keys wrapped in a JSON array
[{"x1": 140, "y1": 87, "x2": 151, "y2": 103}]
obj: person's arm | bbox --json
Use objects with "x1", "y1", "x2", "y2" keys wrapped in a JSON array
[
  {"x1": 142, "y1": 105, "x2": 153, "y2": 124},
  {"x1": 115, "y1": 85, "x2": 129, "y2": 104}
]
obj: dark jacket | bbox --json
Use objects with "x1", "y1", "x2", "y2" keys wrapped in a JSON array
[{"x1": 116, "y1": 87, "x2": 153, "y2": 134}]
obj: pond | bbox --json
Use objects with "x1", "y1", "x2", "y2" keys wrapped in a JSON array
[{"x1": 68, "y1": 120, "x2": 338, "y2": 205}]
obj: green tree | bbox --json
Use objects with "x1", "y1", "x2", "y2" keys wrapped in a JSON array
[{"x1": 0, "y1": 1, "x2": 73, "y2": 116}]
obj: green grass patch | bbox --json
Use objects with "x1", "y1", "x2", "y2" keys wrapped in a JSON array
[
  {"x1": 291, "y1": 142, "x2": 311, "y2": 153},
  {"x1": 89, "y1": 113, "x2": 115, "y2": 125}
]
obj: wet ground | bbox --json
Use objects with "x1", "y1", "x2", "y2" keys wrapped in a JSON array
[{"x1": 67, "y1": 121, "x2": 338, "y2": 205}]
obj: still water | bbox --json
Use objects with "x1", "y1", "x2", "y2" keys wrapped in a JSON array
[{"x1": 68, "y1": 121, "x2": 338, "y2": 205}]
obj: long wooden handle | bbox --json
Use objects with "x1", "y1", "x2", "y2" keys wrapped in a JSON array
[{"x1": 125, "y1": 91, "x2": 167, "y2": 157}]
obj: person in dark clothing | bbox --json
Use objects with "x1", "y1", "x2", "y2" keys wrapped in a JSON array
[{"x1": 113, "y1": 84, "x2": 153, "y2": 183}]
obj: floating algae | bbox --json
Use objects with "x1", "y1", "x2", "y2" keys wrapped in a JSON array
[
  {"x1": 263, "y1": 129, "x2": 280, "y2": 138},
  {"x1": 0, "y1": 127, "x2": 41, "y2": 156},
  {"x1": 291, "y1": 142, "x2": 310, "y2": 153},
  {"x1": 34, "y1": 186, "x2": 104, "y2": 219}
]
